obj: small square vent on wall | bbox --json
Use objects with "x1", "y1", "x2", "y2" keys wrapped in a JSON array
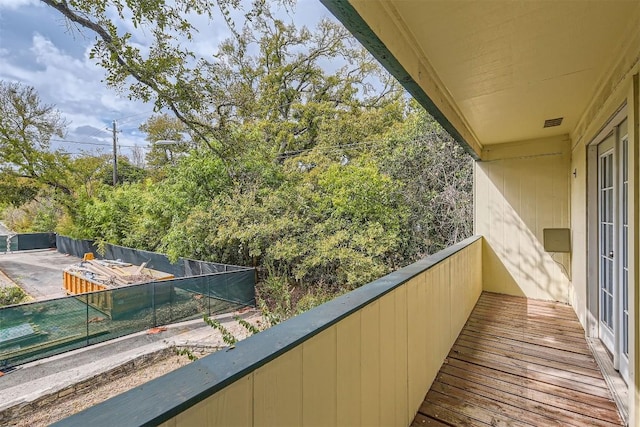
[{"x1": 543, "y1": 117, "x2": 563, "y2": 128}]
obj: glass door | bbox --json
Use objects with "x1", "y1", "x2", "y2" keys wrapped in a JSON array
[
  {"x1": 598, "y1": 135, "x2": 615, "y2": 354},
  {"x1": 596, "y1": 118, "x2": 629, "y2": 384}
]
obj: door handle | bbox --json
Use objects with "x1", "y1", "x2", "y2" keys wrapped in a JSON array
[{"x1": 609, "y1": 250, "x2": 614, "y2": 258}]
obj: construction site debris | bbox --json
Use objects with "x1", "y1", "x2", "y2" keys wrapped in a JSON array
[{"x1": 63, "y1": 257, "x2": 174, "y2": 290}]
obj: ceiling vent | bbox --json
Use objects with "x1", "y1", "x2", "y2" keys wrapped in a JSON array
[{"x1": 543, "y1": 117, "x2": 563, "y2": 128}]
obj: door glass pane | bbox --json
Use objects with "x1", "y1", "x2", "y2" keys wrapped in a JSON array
[
  {"x1": 598, "y1": 151, "x2": 614, "y2": 332},
  {"x1": 622, "y1": 137, "x2": 629, "y2": 356}
]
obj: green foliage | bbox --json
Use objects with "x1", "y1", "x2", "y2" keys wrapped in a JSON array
[
  {"x1": 0, "y1": 81, "x2": 71, "y2": 197},
  {"x1": 203, "y1": 315, "x2": 237, "y2": 346},
  {"x1": 256, "y1": 275, "x2": 293, "y2": 326},
  {"x1": 0, "y1": 286, "x2": 27, "y2": 307},
  {"x1": 0, "y1": 177, "x2": 39, "y2": 207},
  {"x1": 3, "y1": 7, "x2": 473, "y2": 322},
  {"x1": 2, "y1": 197, "x2": 62, "y2": 233},
  {"x1": 164, "y1": 154, "x2": 408, "y2": 291},
  {"x1": 139, "y1": 114, "x2": 191, "y2": 171},
  {"x1": 174, "y1": 347, "x2": 198, "y2": 361},
  {"x1": 235, "y1": 316, "x2": 261, "y2": 335},
  {"x1": 380, "y1": 105, "x2": 473, "y2": 256},
  {"x1": 99, "y1": 157, "x2": 148, "y2": 185}
]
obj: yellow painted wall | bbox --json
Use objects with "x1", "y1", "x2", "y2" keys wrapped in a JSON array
[
  {"x1": 475, "y1": 136, "x2": 572, "y2": 302},
  {"x1": 162, "y1": 239, "x2": 483, "y2": 426},
  {"x1": 569, "y1": 140, "x2": 590, "y2": 331},
  {"x1": 568, "y1": 44, "x2": 639, "y2": 423}
]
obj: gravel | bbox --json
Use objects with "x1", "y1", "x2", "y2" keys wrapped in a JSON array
[
  {"x1": 2, "y1": 312, "x2": 263, "y2": 426},
  {"x1": 8, "y1": 353, "x2": 196, "y2": 427}
]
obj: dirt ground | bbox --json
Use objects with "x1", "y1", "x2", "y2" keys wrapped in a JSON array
[{"x1": 9, "y1": 353, "x2": 197, "y2": 427}]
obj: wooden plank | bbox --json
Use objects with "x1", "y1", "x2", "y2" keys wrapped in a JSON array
[
  {"x1": 254, "y1": 348, "x2": 302, "y2": 427},
  {"x1": 472, "y1": 299, "x2": 582, "y2": 319},
  {"x1": 470, "y1": 307, "x2": 583, "y2": 329},
  {"x1": 456, "y1": 333, "x2": 602, "y2": 373},
  {"x1": 471, "y1": 305, "x2": 582, "y2": 330},
  {"x1": 458, "y1": 329, "x2": 599, "y2": 367},
  {"x1": 439, "y1": 366, "x2": 623, "y2": 425},
  {"x1": 462, "y1": 322, "x2": 593, "y2": 355},
  {"x1": 469, "y1": 306, "x2": 587, "y2": 333},
  {"x1": 453, "y1": 337, "x2": 604, "y2": 379},
  {"x1": 430, "y1": 380, "x2": 566, "y2": 427},
  {"x1": 407, "y1": 274, "x2": 429, "y2": 416},
  {"x1": 479, "y1": 292, "x2": 574, "y2": 308},
  {"x1": 302, "y1": 327, "x2": 337, "y2": 426},
  {"x1": 445, "y1": 357, "x2": 618, "y2": 408},
  {"x1": 336, "y1": 313, "x2": 361, "y2": 426},
  {"x1": 411, "y1": 292, "x2": 623, "y2": 427},
  {"x1": 410, "y1": 412, "x2": 450, "y2": 427},
  {"x1": 475, "y1": 294, "x2": 577, "y2": 312},
  {"x1": 472, "y1": 304, "x2": 578, "y2": 321},
  {"x1": 419, "y1": 399, "x2": 492, "y2": 427},
  {"x1": 394, "y1": 285, "x2": 409, "y2": 426},
  {"x1": 178, "y1": 375, "x2": 253, "y2": 427},
  {"x1": 465, "y1": 316, "x2": 588, "y2": 342},
  {"x1": 448, "y1": 346, "x2": 612, "y2": 398},
  {"x1": 422, "y1": 390, "x2": 533, "y2": 427},
  {"x1": 476, "y1": 296, "x2": 578, "y2": 319},
  {"x1": 359, "y1": 301, "x2": 380, "y2": 426},
  {"x1": 378, "y1": 291, "x2": 397, "y2": 427}
]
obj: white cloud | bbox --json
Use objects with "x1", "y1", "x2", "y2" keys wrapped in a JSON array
[
  {"x1": 0, "y1": 0, "x2": 336, "y2": 159},
  {"x1": 0, "y1": 0, "x2": 38, "y2": 10}
]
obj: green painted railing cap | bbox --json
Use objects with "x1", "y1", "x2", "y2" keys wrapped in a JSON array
[{"x1": 53, "y1": 236, "x2": 480, "y2": 427}]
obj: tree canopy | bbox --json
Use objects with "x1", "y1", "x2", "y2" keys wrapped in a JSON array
[
  {"x1": 5, "y1": 3, "x2": 473, "y2": 318},
  {"x1": 0, "y1": 81, "x2": 70, "y2": 196}
]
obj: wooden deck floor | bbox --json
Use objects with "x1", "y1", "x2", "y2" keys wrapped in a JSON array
[{"x1": 412, "y1": 292, "x2": 624, "y2": 427}]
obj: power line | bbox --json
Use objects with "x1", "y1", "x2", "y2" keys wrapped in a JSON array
[
  {"x1": 84, "y1": 126, "x2": 111, "y2": 139},
  {"x1": 114, "y1": 110, "x2": 155, "y2": 123}
]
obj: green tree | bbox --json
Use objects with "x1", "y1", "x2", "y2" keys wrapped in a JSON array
[
  {"x1": 200, "y1": 15, "x2": 403, "y2": 160},
  {"x1": 0, "y1": 81, "x2": 71, "y2": 196},
  {"x1": 98, "y1": 156, "x2": 147, "y2": 185},
  {"x1": 41, "y1": 0, "x2": 291, "y2": 153},
  {"x1": 41, "y1": 2, "x2": 402, "y2": 163},
  {"x1": 139, "y1": 114, "x2": 191, "y2": 171},
  {"x1": 380, "y1": 105, "x2": 473, "y2": 256},
  {"x1": 164, "y1": 153, "x2": 409, "y2": 290}
]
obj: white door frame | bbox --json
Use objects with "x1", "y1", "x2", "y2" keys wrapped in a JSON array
[{"x1": 588, "y1": 104, "x2": 629, "y2": 384}]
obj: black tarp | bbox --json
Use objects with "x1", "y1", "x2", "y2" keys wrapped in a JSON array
[
  {"x1": 10, "y1": 233, "x2": 57, "y2": 251},
  {"x1": 55, "y1": 235, "x2": 249, "y2": 278}
]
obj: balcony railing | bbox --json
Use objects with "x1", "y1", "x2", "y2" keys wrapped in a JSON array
[{"x1": 54, "y1": 236, "x2": 483, "y2": 426}]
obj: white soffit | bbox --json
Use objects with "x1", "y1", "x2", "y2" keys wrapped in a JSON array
[{"x1": 388, "y1": 1, "x2": 639, "y2": 145}]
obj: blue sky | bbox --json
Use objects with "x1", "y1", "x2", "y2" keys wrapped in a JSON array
[{"x1": 0, "y1": 0, "x2": 332, "y2": 159}]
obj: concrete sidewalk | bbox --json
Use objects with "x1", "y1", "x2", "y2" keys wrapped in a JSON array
[{"x1": 0, "y1": 310, "x2": 261, "y2": 414}]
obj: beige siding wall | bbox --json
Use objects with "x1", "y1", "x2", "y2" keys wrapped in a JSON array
[
  {"x1": 475, "y1": 136, "x2": 572, "y2": 302},
  {"x1": 160, "y1": 239, "x2": 482, "y2": 427},
  {"x1": 568, "y1": 61, "x2": 640, "y2": 427},
  {"x1": 569, "y1": 140, "x2": 590, "y2": 331}
]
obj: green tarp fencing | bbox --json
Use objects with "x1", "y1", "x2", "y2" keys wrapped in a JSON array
[
  {"x1": 0, "y1": 236, "x2": 255, "y2": 369},
  {"x1": 0, "y1": 269, "x2": 254, "y2": 369}
]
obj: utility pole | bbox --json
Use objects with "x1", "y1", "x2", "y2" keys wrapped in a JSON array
[{"x1": 112, "y1": 120, "x2": 118, "y2": 186}]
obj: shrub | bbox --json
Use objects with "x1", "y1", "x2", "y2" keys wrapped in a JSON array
[{"x1": 0, "y1": 286, "x2": 27, "y2": 306}]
